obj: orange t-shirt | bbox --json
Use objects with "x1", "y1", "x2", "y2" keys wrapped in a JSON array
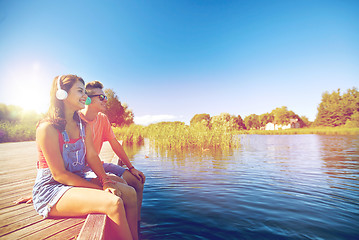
[{"x1": 79, "y1": 112, "x2": 116, "y2": 155}]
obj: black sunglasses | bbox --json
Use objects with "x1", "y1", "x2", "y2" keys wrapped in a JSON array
[{"x1": 88, "y1": 94, "x2": 107, "y2": 101}]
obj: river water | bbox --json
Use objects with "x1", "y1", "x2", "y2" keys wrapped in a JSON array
[{"x1": 124, "y1": 135, "x2": 359, "y2": 240}]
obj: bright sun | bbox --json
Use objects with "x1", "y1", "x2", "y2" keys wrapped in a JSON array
[{"x1": 1, "y1": 62, "x2": 51, "y2": 114}]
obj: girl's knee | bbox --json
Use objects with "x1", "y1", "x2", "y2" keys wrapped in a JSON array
[{"x1": 106, "y1": 196, "x2": 125, "y2": 215}]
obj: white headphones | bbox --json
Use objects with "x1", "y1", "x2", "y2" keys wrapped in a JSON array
[{"x1": 56, "y1": 75, "x2": 68, "y2": 100}]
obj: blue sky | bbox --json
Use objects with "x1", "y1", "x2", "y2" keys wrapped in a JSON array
[{"x1": 0, "y1": 0, "x2": 358, "y2": 125}]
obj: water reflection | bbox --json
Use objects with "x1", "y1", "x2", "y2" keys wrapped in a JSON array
[
  {"x1": 124, "y1": 135, "x2": 359, "y2": 240},
  {"x1": 318, "y1": 135, "x2": 359, "y2": 177}
]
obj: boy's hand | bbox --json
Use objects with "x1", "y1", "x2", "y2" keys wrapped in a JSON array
[{"x1": 129, "y1": 168, "x2": 146, "y2": 184}]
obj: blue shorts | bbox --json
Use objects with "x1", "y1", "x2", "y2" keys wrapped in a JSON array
[
  {"x1": 84, "y1": 163, "x2": 127, "y2": 178},
  {"x1": 103, "y1": 162, "x2": 126, "y2": 177}
]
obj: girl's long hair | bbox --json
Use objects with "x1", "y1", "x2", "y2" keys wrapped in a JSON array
[{"x1": 42, "y1": 74, "x2": 85, "y2": 131}]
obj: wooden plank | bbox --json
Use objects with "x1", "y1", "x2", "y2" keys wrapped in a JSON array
[
  {"x1": 77, "y1": 214, "x2": 107, "y2": 240},
  {"x1": 0, "y1": 218, "x2": 67, "y2": 239},
  {"x1": 20, "y1": 217, "x2": 85, "y2": 240},
  {"x1": 45, "y1": 221, "x2": 84, "y2": 240},
  {"x1": 0, "y1": 141, "x2": 114, "y2": 240}
]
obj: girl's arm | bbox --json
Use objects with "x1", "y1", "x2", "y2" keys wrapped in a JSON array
[{"x1": 36, "y1": 122, "x2": 101, "y2": 189}]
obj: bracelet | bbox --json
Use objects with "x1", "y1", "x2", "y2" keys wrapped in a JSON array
[
  {"x1": 99, "y1": 176, "x2": 114, "y2": 186},
  {"x1": 102, "y1": 179, "x2": 115, "y2": 186},
  {"x1": 128, "y1": 166, "x2": 134, "y2": 171}
]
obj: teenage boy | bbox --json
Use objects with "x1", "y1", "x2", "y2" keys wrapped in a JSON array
[{"x1": 80, "y1": 81, "x2": 145, "y2": 222}]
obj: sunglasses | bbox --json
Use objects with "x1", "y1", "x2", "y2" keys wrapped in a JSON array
[{"x1": 88, "y1": 94, "x2": 108, "y2": 101}]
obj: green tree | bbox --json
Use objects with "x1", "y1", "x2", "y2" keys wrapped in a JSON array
[
  {"x1": 236, "y1": 115, "x2": 246, "y2": 130},
  {"x1": 210, "y1": 113, "x2": 241, "y2": 131},
  {"x1": 0, "y1": 103, "x2": 23, "y2": 122},
  {"x1": 121, "y1": 102, "x2": 134, "y2": 125},
  {"x1": 190, "y1": 113, "x2": 211, "y2": 127},
  {"x1": 259, "y1": 112, "x2": 274, "y2": 128},
  {"x1": 270, "y1": 106, "x2": 296, "y2": 125},
  {"x1": 300, "y1": 116, "x2": 311, "y2": 127},
  {"x1": 315, "y1": 87, "x2": 359, "y2": 127},
  {"x1": 244, "y1": 114, "x2": 260, "y2": 129},
  {"x1": 104, "y1": 89, "x2": 134, "y2": 127}
]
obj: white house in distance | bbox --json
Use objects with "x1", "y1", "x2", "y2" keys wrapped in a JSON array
[{"x1": 265, "y1": 118, "x2": 301, "y2": 130}]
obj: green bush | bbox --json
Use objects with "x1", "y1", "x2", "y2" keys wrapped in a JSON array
[{"x1": 0, "y1": 121, "x2": 36, "y2": 143}]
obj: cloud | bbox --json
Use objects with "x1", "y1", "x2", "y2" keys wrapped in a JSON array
[{"x1": 134, "y1": 114, "x2": 184, "y2": 126}]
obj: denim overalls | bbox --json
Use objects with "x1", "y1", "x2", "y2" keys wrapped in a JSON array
[{"x1": 33, "y1": 121, "x2": 87, "y2": 218}]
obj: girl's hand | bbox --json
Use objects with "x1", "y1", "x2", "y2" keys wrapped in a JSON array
[{"x1": 103, "y1": 181, "x2": 121, "y2": 197}]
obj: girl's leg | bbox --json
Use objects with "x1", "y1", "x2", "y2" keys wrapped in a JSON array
[
  {"x1": 49, "y1": 187, "x2": 133, "y2": 240},
  {"x1": 122, "y1": 170, "x2": 144, "y2": 221}
]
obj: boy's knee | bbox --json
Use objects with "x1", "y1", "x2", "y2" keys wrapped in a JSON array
[
  {"x1": 123, "y1": 186, "x2": 137, "y2": 204},
  {"x1": 128, "y1": 175, "x2": 144, "y2": 191},
  {"x1": 128, "y1": 186, "x2": 137, "y2": 200}
]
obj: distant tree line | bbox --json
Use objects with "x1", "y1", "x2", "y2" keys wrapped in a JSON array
[
  {"x1": 189, "y1": 87, "x2": 358, "y2": 130},
  {"x1": 1, "y1": 86, "x2": 358, "y2": 135},
  {"x1": 190, "y1": 106, "x2": 308, "y2": 131}
]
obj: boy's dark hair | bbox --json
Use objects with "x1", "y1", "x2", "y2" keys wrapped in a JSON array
[{"x1": 85, "y1": 81, "x2": 104, "y2": 90}]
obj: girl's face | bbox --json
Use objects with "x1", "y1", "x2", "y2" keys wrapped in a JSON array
[{"x1": 63, "y1": 80, "x2": 88, "y2": 111}]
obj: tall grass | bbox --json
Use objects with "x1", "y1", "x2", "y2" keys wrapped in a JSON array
[
  {"x1": 0, "y1": 120, "x2": 37, "y2": 143},
  {"x1": 142, "y1": 122, "x2": 240, "y2": 150},
  {"x1": 112, "y1": 124, "x2": 145, "y2": 145}
]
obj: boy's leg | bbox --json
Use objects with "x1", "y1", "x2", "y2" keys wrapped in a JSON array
[
  {"x1": 103, "y1": 162, "x2": 126, "y2": 177},
  {"x1": 122, "y1": 170, "x2": 144, "y2": 221},
  {"x1": 102, "y1": 162, "x2": 144, "y2": 221}
]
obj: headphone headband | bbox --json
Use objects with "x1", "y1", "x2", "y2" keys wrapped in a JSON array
[{"x1": 56, "y1": 75, "x2": 68, "y2": 100}]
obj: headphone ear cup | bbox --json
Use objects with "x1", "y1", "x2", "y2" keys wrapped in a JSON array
[
  {"x1": 56, "y1": 89, "x2": 68, "y2": 100},
  {"x1": 85, "y1": 96, "x2": 92, "y2": 105}
]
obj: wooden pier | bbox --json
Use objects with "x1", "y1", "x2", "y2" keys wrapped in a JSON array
[{"x1": 0, "y1": 141, "x2": 115, "y2": 239}]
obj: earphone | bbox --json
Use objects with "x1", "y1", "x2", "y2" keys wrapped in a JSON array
[
  {"x1": 56, "y1": 75, "x2": 92, "y2": 105},
  {"x1": 56, "y1": 75, "x2": 68, "y2": 100},
  {"x1": 85, "y1": 97, "x2": 91, "y2": 105}
]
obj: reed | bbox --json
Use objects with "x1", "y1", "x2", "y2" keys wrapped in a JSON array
[
  {"x1": 112, "y1": 124, "x2": 145, "y2": 145},
  {"x1": 142, "y1": 122, "x2": 240, "y2": 150}
]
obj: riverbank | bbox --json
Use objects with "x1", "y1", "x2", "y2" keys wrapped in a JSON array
[
  {"x1": 1, "y1": 120, "x2": 358, "y2": 144},
  {"x1": 240, "y1": 127, "x2": 359, "y2": 135}
]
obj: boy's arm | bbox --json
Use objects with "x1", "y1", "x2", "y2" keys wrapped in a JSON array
[{"x1": 108, "y1": 138, "x2": 146, "y2": 183}]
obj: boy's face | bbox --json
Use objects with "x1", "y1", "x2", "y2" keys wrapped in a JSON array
[{"x1": 88, "y1": 88, "x2": 107, "y2": 113}]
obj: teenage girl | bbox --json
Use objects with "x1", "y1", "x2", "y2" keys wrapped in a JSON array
[{"x1": 32, "y1": 75, "x2": 137, "y2": 240}]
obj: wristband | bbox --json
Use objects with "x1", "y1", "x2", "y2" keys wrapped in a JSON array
[
  {"x1": 102, "y1": 179, "x2": 115, "y2": 186},
  {"x1": 128, "y1": 166, "x2": 134, "y2": 171},
  {"x1": 99, "y1": 176, "x2": 114, "y2": 186}
]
